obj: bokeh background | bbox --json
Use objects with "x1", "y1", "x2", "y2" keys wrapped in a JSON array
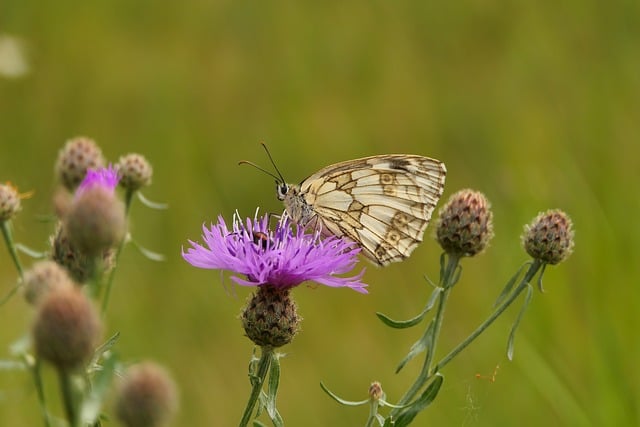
[{"x1": 1, "y1": 1, "x2": 638, "y2": 426}]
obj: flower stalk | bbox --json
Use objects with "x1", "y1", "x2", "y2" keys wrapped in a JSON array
[
  {"x1": 1, "y1": 220, "x2": 24, "y2": 278},
  {"x1": 239, "y1": 347, "x2": 273, "y2": 427}
]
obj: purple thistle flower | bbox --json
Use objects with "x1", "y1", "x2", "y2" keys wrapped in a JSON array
[
  {"x1": 182, "y1": 213, "x2": 368, "y2": 293},
  {"x1": 77, "y1": 165, "x2": 120, "y2": 195}
]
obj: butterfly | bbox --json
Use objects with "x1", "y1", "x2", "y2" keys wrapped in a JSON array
[{"x1": 241, "y1": 145, "x2": 446, "y2": 266}]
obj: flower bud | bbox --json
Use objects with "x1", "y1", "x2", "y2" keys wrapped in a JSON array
[
  {"x1": 115, "y1": 362, "x2": 178, "y2": 427},
  {"x1": 65, "y1": 186, "x2": 126, "y2": 257},
  {"x1": 117, "y1": 153, "x2": 153, "y2": 192},
  {"x1": 368, "y1": 381, "x2": 384, "y2": 401},
  {"x1": 436, "y1": 189, "x2": 494, "y2": 257},
  {"x1": 23, "y1": 260, "x2": 74, "y2": 305},
  {"x1": 522, "y1": 210, "x2": 574, "y2": 265},
  {"x1": 55, "y1": 137, "x2": 105, "y2": 191},
  {"x1": 50, "y1": 224, "x2": 116, "y2": 284},
  {"x1": 0, "y1": 182, "x2": 21, "y2": 221},
  {"x1": 241, "y1": 286, "x2": 301, "y2": 348},
  {"x1": 32, "y1": 287, "x2": 101, "y2": 371}
]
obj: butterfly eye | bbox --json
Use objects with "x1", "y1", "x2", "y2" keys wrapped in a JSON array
[{"x1": 276, "y1": 183, "x2": 289, "y2": 200}]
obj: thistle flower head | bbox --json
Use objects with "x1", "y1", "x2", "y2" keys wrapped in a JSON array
[
  {"x1": 55, "y1": 137, "x2": 105, "y2": 191},
  {"x1": 77, "y1": 164, "x2": 120, "y2": 195},
  {"x1": 0, "y1": 182, "x2": 21, "y2": 221},
  {"x1": 241, "y1": 285, "x2": 301, "y2": 347},
  {"x1": 64, "y1": 166, "x2": 126, "y2": 257},
  {"x1": 117, "y1": 153, "x2": 153, "y2": 192},
  {"x1": 23, "y1": 260, "x2": 74, "y2": 305},
  {"x1": 182, "y1": 213, "x2": 367, "y2": 293},
  {"x1": 522, "y1": 209, "x2": 574, "y2": 265},
  {"x1": 32, "y1": 287, "x2": 102, "y2": 371},
  {"x1": 436, "y1": 189, "x2": 494, "y2": 257},
  {"x1": 115, "y1": 362, "x2": 178, "y2": 427}
]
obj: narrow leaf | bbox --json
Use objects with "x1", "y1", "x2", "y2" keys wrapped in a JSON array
[
  {"x1": 507, "y1": 284, "x2": 534, "y2": 360},
  {"x1": 130, "y1": 239, "x2": 166, "y2": 262},
  {"x1": 396, "y1": 321, "x2": 434, "y2": 373},
  {"x1": 137, "y1": 192, "x2": 168, "y2": 210},
  {"x1": 537, "y1": 263, "x2": 547, "y2": 293},
  {"x1": 81, "y1": 352, "x2": 118, "y2": 424},
  {"x1": 265, "y1": 353, "x2": 283, "y2": 426},
  {"x1": 15, "y1": 243, "x2": 47, "y2": 259},
  {"x1": 377, "y1": 287, "x2": 442, "y2": 329},
  {"x1": 320, "y1": 382, "x2": 369, "y2": 406},
  {"x1": 89, "y1": 332, "x2": 120, "y2": 369},
  {"x1": 0, "y1": 359, "x2": 27, "y2": 371},
  {"x1": 495, "y1": 262, "x2": 530, "y2": 307},
  {"x1": 393, "y1": 375, "x2": 444, "y2": 427}
]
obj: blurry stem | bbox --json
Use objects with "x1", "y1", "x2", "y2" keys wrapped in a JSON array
[
  {"x1": 1, "y1": 220, "x2": 24, "y2": 279},
  {"x1": 434, "y1": 259, "x2": 543, "y2": 372},
  {"x1": 100, "y1": 189, "x2": 134, "y2": 315},
  {"x1": 58, "y1": 368, "x2": 78, "y2": 427},
  {"x1": 391, "y1": 254, "x2": 460, "y2": 416},
  {"x1": 30, "y1": 358, "x2": 52, "y2": 427},
  {"x1": 239, "y1": 347, "x2": 273, "y2": 427},
  {"x1": 0, "y1": 283, "x2": 21, "y2": 307}
]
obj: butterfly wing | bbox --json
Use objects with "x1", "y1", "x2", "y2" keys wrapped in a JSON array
[{"x1": 299, "y1": 155, "x2": 446, "y2": 266}]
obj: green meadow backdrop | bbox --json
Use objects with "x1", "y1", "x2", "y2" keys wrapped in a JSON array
[{"x1": 1, "y1": 1, "x2": 638, "y2": 426}]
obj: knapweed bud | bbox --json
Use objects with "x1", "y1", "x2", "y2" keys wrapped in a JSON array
[
  {"x1": 436, "y1": 189, "x2": 494, "y2": 257},
  {"x1": 50, "y1": 224, "x2": 116, "y2": 283},
  {"x1": 65, "y1": 186, "x2": 126, "y2": 257},
  {"x1": 23, "y1": 260, "x2": 74, "y2": 305},
  {"x1": 241, "y1": 286, "x2": 301, "y2": 348},
  {"x1": 368, "y1": 381, "x2": 384, "y2": 401},
  {"x1": 522, "y1": 209, "x2": 574, "y2": 265},
  {"x1": 55, "y1": 137, "x2": 105, "y2": 191},
  {"x1": 117, "y1": 153, "x2": 153, "y2": 192},
  {"x1": 32, "y1": 287, "x2": 101, "y2": 371},
  {"x1": 115, "y1": 362, "x2": 178, "y2": 427},
  {"x1": 0, "y1": 182, "x2": 21, "y2": 221}
]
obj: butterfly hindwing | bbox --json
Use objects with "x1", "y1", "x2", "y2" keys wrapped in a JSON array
[{"x1": 288, "y1": 154, "x2": 446, "y2": 266}]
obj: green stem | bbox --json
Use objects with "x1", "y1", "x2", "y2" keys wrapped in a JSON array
[
  {"x1": 0, "y1": 283, "x2": 21, "y2": 307},
  {"x1": 30, "y1": 359, "x2": 52, "y2": 427},
  {"x1": 434, "y1": 259, "x2": 543, "y2": 372},
  {"x1": 239, "y1": 347, "x2": 273, "y2": 427},
  {"x1": 391, "y1": 254, "x2": 460, "y2": 416},
  {"x1": 57, "y1": 368, "x2": 78, "y2": 427},
  {"x1": 1, "y1": 220, "x2": 24, "y2": 279},
  {"x1": 100, "y1": 189, "x2": 134, "y2": 315}
]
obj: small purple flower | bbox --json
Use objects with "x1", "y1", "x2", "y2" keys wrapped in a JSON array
[
  {"x1": 77, "y1": 165, "x2": 120, "y2": 195},
  {"x1": 182, "y1": 213, "x2": 368, "y2": 293}
]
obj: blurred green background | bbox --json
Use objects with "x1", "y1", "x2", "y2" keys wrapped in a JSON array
[{"x1": 1, "y1": 1, "x2": 638, "y2": 426}]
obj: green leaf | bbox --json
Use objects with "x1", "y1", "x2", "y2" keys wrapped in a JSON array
[
  {"x1": 537, "y1": 263, "x2": 547, "y2": 293},
  {"x1": 319, "y1": 382, "x2": 369, "y2": 406},
  {"x1": 137, "y1": 192, "x2": 168, "y2": 210},
  {"x1": 507, "y1": 284, "x2": 534, "y2": 360},
  {"x1": 495, "y1": 262, "x2": 530, "y2": 307},
  {"x1": 376, "y1": 287, "x2": 441, "y2": 329},
  {"x1": 265, "y1": 353, "x2": 283, "y2": 426},
  {"x1": 88, "y1": 332, "x2": 120, "y2": 370},
  {"x1": 393, "y1": 375, "x2": 444, "y2": 427},
  {"x1": 81, "y1": 352, "x2": 119, "y2": 424},
  {"x1": 15, "y1": 243, "x2": 47, "y2": 259},
  {"x1": 395, "y1": 320, "x2": 434, "y2": 374},
  {"x1": 0, "y1": 359, "x2": 27, "y2": 371},
  {"x1": 130, "y1": 239, "x2": 166, "y2": 262}
]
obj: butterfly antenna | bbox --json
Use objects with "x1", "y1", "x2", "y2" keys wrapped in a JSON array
[
  {"x1": 237, "y1": 160, "x2": 282, "y2": 182},
  {"x1": 260, "y1": 142, "x2": 287, "y2": 184}
]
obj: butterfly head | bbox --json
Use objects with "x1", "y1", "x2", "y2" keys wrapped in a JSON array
[{"x1": 276, "y1": 182, "x2": 289, "y2": 201}]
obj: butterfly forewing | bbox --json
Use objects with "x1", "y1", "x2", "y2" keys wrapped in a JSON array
[{"x1": 283, "y1": 154, "x2": 446, "y2": 266}]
